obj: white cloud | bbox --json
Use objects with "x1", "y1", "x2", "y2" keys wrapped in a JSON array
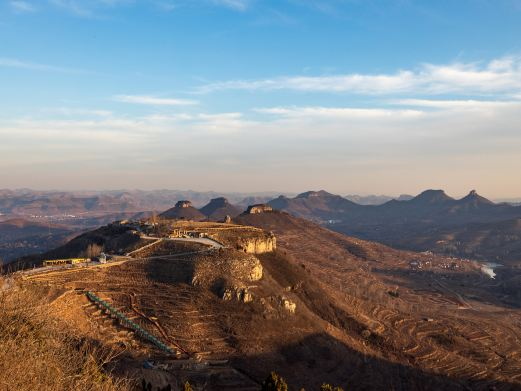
[
  {"x1": 255, "y1": 106, "x2": 424, "y2": 119},
  {"x1": 0, "y1": 57, "x2": 84, "y2": 73},
  {"x1": 114, "y1": 94, "x2": 198, "y2": 106},
  {"x1": 211, "y1": 0, "x2": 250, "y2": 11},
  {"x1": 197, "y1": 56, "x2": 521, "y2": 96},
  {"x1": 153, "y1": 1, "x2": 176, "y2": 11},
  {"x1": 49, "y1": 0, "x2": 92, "y2": 16},
  {"x1": 47, "y1": 0, "x2": 250, "y2": 16},
  {"x1": 394, "y1": 99, "x2": 521, "y2": 110},
  {"x1": 10, "y1": 1, "x2": 36, "y2": 13},
  {"x1": 43, "y1": 107, "x2": 114, "y2": 117},
  {"x1": 48, "y1": 0, "x2": 135, "y2": 17},
  {"x1": 2, "y1": 101, "x2": 521, "y2": 195}
]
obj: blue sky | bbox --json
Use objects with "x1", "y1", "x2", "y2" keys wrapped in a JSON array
[{"x1": 1, "y1": 0, "x2": 521, "y2": 197}]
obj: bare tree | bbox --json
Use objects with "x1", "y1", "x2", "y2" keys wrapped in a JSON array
[{"x1": 85, "y1": 243, "x2": 103, "y2": 259}]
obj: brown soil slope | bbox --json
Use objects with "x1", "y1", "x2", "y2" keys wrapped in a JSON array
[
  {"x1": 237, "y1": 211, "x2": 521, "y2": 390},
  {"x1": 17, "y1": 213, "x2": 521, "y2": 390}
]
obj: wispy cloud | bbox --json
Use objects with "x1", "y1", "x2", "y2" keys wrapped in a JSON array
[
  {"x1": 47, "y1": 0, "x2": 250, "y2": 16},
  {"x1": 49, "y1": 0, "x2": 93, "y2": 16},
  {"x1": 9, "y1": 1, "x2": 37, "y2": 13},
  {"x1": 153, "y1": 1, "x2": 176, "y2": 12},
  {"x1": 255, "y1": 106, "x2": 424, "y2": 119},
  {"x1": 394, "y1": 99, "x2": 521, "y2": 110},
  {"x1": 113, "y1": 94, "x2": 198, "y2": 106},
  {"x1": 196, "y1": 56, "x2": 521, "y2": 96},
  {"x1": 2, "y1": 99, "x2": 521, "y2": 194},
  {"x1": 43, "y1": 107, "x2": 114, "y2": 117},
  {"x1": 48, "y1": 0, "x2": 135, "y2": 17},
  {"x1": 0, "y1": 57, "x2": 85, "y2": 73},
  {"x1": 211, "y1": 0, "x2": 251, "y2": 11}
]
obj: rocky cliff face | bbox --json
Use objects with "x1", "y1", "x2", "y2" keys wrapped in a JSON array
[
  {"x1": 236, "y1": 233, "x2": 276, "y2": 254},
  {"x1": 190, "y1": 248, "x2": 264, "y2": 303}
]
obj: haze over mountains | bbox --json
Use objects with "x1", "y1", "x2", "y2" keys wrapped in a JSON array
[
  {"x1": 345, "y1": 194, "x2": 414, "y2": 205},
  {"x1": 0, "y1": 189, "x2": 285, "y2": 217},
  {"x1": 267, "y1": 189, "x2": 521, "y2": 266},
  {"x1": 2, "y1": 188, "x2": 521, "y2": 267}
]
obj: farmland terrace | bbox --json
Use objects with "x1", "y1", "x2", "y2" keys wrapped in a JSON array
[{"x1": 12, "y1": 215, "x2": 521, "y2": 390}]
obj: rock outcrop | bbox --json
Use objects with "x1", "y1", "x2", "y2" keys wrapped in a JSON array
[
  {"x1": 245, "y1": 204, "x2": 273, "y2": 214},
  {"x1": 236, "y1": 232, "x2": 276, "y2": 254},
  {"x1": 280, "y1": 296, "x2": 297, "y2": 313},
  {"x1": 222, "y1": 287, "x2": 253, "y2": 303},
  {"x1": 191, "y1": 249, "x2": 263, "y2": 298},
  {"x1": 176, "y1": 200, "x2": 193, "y2": 208}
]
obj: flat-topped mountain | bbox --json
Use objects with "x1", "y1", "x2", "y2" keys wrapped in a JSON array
[
  {"x1": 199, "y1": 197, "x2": 241, "y2": 221},
  {"x1": 409, "y1": 189, "x2": 454, "y2": 205},
  {"x1": 269, "y1": 190, "x2": 359, "y2": 222},
  {"x1": 160, "y1": 200, "x2": 206, "y2": 221}
]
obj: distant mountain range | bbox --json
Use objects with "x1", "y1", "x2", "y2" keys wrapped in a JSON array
[
  {"x1": 0, "y1": 189, "x2": 287, "y2": 218},
  {"x1": 3, "y1": 188, "x2": 521, "y2": 265},
  {"x1": 268, "y1": 189, "x2": 521, "y2": 225},
  {"x1": 344, "y1": 194, "x2": 414, "y2": 205},
  {"x1": 266, "y1": 189, "x2": 521, "y2": 265},
  {"x1": 0, "y1": 219, "x2": 76, "y2": 264}
]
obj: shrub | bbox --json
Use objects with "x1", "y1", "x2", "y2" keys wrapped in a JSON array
[
  {"x1": 0, "y1": 278, "x2": 128, "y2": 391},
  {"x1": 262, "y1": 372, "x2": 288, "y2": 391},
  {"x1": 320, "y1": 384, "x2": 344, "y2": 391}
]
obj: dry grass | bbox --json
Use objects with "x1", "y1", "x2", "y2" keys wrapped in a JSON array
[{"x1": 0, "y1": 278, "x2": 131, "y2": 391}]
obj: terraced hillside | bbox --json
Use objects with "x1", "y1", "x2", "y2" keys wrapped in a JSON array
[
  {"x1": 13, "y1": 213, "x2": 521, "y2": 390},
  {"x1": 237, "y1": 211, "x2": 521, "y2": 390}
]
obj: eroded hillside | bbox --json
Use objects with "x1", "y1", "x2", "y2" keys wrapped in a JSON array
[{"x1": 8, "y1": 214, "x2": 521, "y2": 390}]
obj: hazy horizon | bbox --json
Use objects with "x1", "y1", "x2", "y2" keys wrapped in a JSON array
[
  {"x1": 1, "y1": 187, "x2": 520, "y2": 202},
  {"x1": 2, "y1": 1, "x2": 521, "y2": 198}
]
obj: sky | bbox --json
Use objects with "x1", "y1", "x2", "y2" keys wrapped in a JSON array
[{"x1": 1, "y1": 0, "x2": 521, "y2": 197}]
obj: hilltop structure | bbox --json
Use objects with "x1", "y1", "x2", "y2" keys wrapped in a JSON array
[
  {"x1": 175, "y1": 200, "x2": 193, "y2": 208},
  {"x1": 245, "y1": 204, "x2": 273, "y2": 214}
]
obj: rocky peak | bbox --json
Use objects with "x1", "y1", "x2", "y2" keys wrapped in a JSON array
[
  {"x1": 458, "y1": 190, "x2": 494, "y2": 205},
  {"x1": 296, "y1": 190, "x2": 333, "y2": 199}
]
